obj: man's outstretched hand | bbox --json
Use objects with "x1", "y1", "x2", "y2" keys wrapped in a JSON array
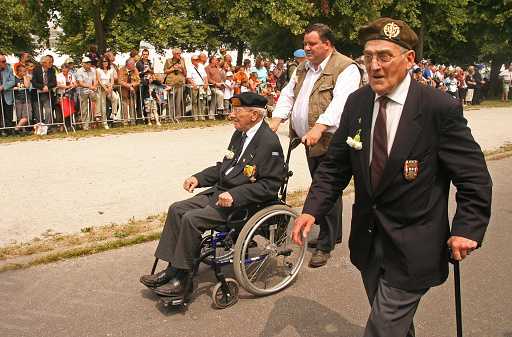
[{"x1": 290, "y1": 213, "x2": 316, "y2": 246}]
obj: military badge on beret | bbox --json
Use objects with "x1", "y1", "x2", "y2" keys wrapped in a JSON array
[
  {"x1": 382, "y1": 22, "x2": 401, "y2": 40},
  {"x1": 231, "y1": 98, "x2": 241, "y2": 106}
]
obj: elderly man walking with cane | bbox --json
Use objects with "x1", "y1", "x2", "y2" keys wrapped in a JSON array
[{"x1": 291, "y1": 18, "x2": 492, "y2": 336}]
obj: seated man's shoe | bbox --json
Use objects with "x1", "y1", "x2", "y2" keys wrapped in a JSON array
[
  {"x1": 154, "y1": 278, "x2": 191, "y2": 297},
  {"x1": 307, "y1": 237, "x2": 342, "y2": 249},
  {"x1": 308, "y1": 249, "x2": 330, "y2": 268},
  {"x1": 140, "y1": 270, "x2": 175, "y2": 288}
]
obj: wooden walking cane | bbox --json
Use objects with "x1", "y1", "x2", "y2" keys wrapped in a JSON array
[{"x1": 453, "y1": 259, "x2": 463, "y2": 337}]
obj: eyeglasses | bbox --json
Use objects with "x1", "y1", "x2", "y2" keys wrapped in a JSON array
[
  {"x1": 0, "y1": 60, "x2": 6, "y2": 63},
  {"x1": 363, "y1": 50, "x2": 408, "y2": 65},
  {"x1": 232, "y1": 107, "x2": 249, "y2": 115}
]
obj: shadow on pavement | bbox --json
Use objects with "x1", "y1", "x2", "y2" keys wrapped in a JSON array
[{"x1": 259, "y1": 295, "x2": 364, "y2": 336}]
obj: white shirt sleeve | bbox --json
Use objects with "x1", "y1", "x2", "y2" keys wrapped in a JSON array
[
  {"x1": 272, "y1": 69, "x2": 297, "y2": 121},
  {"x1": 316, "y1": 64, "x2": 361, "y2": 130}
]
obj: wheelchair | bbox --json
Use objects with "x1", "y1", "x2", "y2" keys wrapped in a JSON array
[{"x1": 144, "y1": 137, "x2": 306, "y2": 309}]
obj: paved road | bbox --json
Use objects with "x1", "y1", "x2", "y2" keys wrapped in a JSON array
[{"x1": 0, "y1": 156, "x2": 510, "y2": 336}]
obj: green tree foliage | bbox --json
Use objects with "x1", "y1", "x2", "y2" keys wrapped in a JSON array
[
  {"x1": 0, "y1": 0, "x2": 42, "y2": 56},
  {"x1": 25, "y1": 0, "x2": 216, "y2": 58}
]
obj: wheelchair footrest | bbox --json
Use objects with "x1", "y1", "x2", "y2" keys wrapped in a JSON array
[{"x1": 158, "y1": 295, "x2": 186, "y2": 307}]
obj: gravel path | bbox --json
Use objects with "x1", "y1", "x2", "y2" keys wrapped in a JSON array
[{"x1": 1, "y1": 106, "x2": 510, "y2": 247}]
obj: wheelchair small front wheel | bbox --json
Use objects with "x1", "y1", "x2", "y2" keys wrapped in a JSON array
[
  {"x1": 233, "y1": 205, "x2": 306, "y2": 296},
  {"x1": 212, "y1": 278, "x2": 239, "y2": 309}
]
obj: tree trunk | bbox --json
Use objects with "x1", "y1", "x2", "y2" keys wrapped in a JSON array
[
  {"x1": 488, "y1": 58, "x2": 505, "y2": 98},
  {"x1": 91, "y1": 4, "x2": 106, "y2": 55},
  {"x1": 416, "y1": 12, "x2": 425, "y2": 62},
  {"x1": 237, "y1": 40, "x2": 244, "y2": 65},
  {"x1": 91, "y1": 0, "x2": 123, "y2": 56},
  {"x1": 293, "y1": 34, "x2": 304, "y2": 50}
]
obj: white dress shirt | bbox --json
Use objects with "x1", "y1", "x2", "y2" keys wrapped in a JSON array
[
  {"x1": 224, "y1": 119, "x2": 263, "y2": 175},
  {"x1": 369, "y1": 74, "x2": 411, "y2": 163},
  {"x1": 273, "y1": 53, "x2": 361, "y2": 138}
]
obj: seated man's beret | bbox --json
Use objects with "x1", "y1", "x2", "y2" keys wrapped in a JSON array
[
  {"x1": 230, "y1": 92, "x2": 267, "y2": 108},
  {"x1": 358, "y1": 18, "x2": 418, "y2": 50}
]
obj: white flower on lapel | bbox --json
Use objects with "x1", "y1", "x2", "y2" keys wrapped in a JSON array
[
  {"x1": 292, "y1": 75, "x2": 298, "y2": 83},
  {"x1": 225, "y1": 148, "x2": 234, "y2": 160},
  {"x1": 347, "y1": 129, "x2": 362, "y2": 150}
]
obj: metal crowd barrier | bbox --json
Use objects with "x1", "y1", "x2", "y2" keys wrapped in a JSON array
[
  {"x1": 1, "y1": 88, "x2": 69, "y2": 135},
  {"x1": 1, "y1": 81, "x2": 235, "y2": 136}
]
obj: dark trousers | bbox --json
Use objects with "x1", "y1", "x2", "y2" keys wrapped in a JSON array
[
  {"x1": 136, "y1": 85, "x2": 148, "y2": 122},
  {"x1": 361, "y1": 226, "x2": 429, "y2": 337},
  {"x1": 307, "y1": 153, "x2": 343, "y2": 252},
  {"x1": 154, "y1": 194, "x2": 229, "y2": 270},
  {"x1": 473, "y1": 86, "x2": 482, "y2": 104},
  {"x1": 0, "y1": 95, "x2": 14, "y2": 130}
]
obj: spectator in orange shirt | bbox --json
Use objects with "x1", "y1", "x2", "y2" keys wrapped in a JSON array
[
  {"x1": 13, "y1": 51, "x2": 30, "y2": 75},
  {"x1": 234, "y1": 65, "x2": 248, "y2": 95}
]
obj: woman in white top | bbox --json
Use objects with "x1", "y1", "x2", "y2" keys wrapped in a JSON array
[
  {"x1": 96, "y1": 56, "x2": 119, "y2": 123},
  {"x1": 56, "y1": 63, "x2": 77, "y2": 131}
]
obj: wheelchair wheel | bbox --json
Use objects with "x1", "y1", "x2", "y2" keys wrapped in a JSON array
[
  {"x1": 233, "y1": 205, "x2": 306, "y2": 296},
  {"x1": 212, "y1": 278, "x2": 239, "y2": 309}
]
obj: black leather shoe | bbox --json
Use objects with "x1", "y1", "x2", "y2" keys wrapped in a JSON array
[
  {"x1": 308, "y1": 249, "x2": 330, "y2": 268},
  {"x1": 140, "y1": 270, "x2": 175, "y2": 288},
  {"x1": 307, "y1": 238, "x2": 342, "y2": 249},
  {"x1": 154, "y1": 278, "x2": 191, "y2": 297}
]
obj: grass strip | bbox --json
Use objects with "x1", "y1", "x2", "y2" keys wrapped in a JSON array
[{"x1": 1, "y1": 232, "x2": 162, "y2": 272}]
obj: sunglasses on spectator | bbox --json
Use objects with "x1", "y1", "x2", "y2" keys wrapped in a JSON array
[{"x1": 0, "y1": 60, "x2": 6, "y2": 63}]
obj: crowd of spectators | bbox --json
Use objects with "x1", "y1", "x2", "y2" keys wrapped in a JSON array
[
  {"x1": 405, "y1": 60, "x2": 499, "y2": 106},
  {"x1": 0, "y1": 45, "x2": 509, "y2": 137}
]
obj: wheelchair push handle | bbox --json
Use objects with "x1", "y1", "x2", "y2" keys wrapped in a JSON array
[{"x1": 280, "y1": 137, "x2": 302, "y2": 203}]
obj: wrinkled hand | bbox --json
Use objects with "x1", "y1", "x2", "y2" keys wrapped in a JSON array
[
  {"x1": 215, "y1": 192, "x2": 233, "y2": 207},
  {"x1": 302, "y1": 124, "x2": 327, "y2": 147},
  {"x1": 269, "y1": 117, "x2": 282, "y2": 132},
  {"x1": 290, "y1": 213, "x2": 316, "y2": 246},
  {"x1": 447, "y1": 236, "x2": 478, "y2": 261},
  {"x1": 183, "y1": 176, "x2": 199, "y2": 193},
  {"x1": 43, "y1": 86, "x2": 49, "y2": 92}
]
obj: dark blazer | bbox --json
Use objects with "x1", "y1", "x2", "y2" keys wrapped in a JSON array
[
  {"x1": 303, "y1": 78, "x2": 492, "y2": 290},
  {"x1": 31, "y1": 66, "x2": 57, "y2": 91},
  {"x1": 194, "y1": 120, "x2": 285, "y2": 211}
]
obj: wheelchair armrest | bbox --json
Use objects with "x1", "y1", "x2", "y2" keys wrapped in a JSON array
[{"x1": 226, "y1": 199, "x2": 283, "y2": 231}]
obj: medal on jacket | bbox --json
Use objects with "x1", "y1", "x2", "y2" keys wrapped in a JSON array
[
  {"x1": 244, "y1": 165, "x2": 257, "y2": 182},
  {"x1": 404, "y1": 160, "x2": 418, "y2": 180}
]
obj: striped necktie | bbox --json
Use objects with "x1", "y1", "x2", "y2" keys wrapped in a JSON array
[
  {"x1": 224, "y1": 133, "x2": 247, "y2": 175},
  {"x1": 371, "y1": 96, "x2": 390, "y2": 194}
]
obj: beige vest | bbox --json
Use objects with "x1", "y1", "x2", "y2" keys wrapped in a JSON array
[{"x1": 292, "y1": 49, "x2": 362, "y2": 157}]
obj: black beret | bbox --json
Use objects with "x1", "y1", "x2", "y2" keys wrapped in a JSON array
[
  {"x1": 230, "y1": 92, "x2": 267, "y2": 108},
  {"x1": 358, "y1": 18, "x2": 418, "y2": 50}
]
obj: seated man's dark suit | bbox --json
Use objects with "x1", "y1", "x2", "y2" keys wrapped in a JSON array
[
  {"x1": 303, "y1": 77, "x2": 492, "y2": 334},
  {"x1": 154, "y1": 120, "x2": 285, "y2": 270}
]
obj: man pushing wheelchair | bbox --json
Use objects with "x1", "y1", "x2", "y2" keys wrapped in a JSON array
[{"x1": 140, "y1": 92, "x2": 285, "y2": 297}]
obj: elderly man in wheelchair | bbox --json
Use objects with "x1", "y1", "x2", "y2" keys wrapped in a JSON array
[{"x1": 140, "y1": 93, "x2": 306, "y2": 307}]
